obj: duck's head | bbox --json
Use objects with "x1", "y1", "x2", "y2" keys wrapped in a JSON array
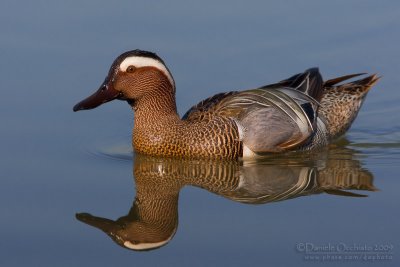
[
  {"x1": 76, "y1": 211, "x2": 177, "y2": 251},
  {"x1": 73, "y1": 49, "x2": 175, "y2": 112}
]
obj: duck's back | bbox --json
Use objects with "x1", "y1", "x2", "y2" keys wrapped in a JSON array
[{"x1": 183, "y1": 69, "x2": 379, "y2": 158}]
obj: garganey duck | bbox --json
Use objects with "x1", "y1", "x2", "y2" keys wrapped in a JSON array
[{"x1": 73, "y1": 50, "x2": 379, "y2": 160}]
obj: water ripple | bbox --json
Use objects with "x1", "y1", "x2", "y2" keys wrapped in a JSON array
[
  {"x1": 84, "y1": 131, "x2": 400, "y2": 167},
  {"x1": 85, "y1": 135, "x2": 133, "y2": 162}
]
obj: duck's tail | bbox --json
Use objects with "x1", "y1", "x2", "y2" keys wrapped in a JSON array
[{"x1": 319, "y1": 73, "x2": 380, "y2": 141}]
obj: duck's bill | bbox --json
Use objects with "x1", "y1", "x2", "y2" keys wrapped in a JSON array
[
  {"x1": 76, "y1": 212, "x2": 116, "y2": 232},
  {"x1": 73, "y1": 82, "x2": 121, "y2": 112}
]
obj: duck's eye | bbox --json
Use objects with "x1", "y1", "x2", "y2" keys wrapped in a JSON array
[{"x1": 126, "y1": 65, "x2": 136, "y2": 73}]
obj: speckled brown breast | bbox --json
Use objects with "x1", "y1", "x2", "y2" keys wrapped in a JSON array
[{"x1": 133, "y1": 116, "x2": 243, "y2": 159}]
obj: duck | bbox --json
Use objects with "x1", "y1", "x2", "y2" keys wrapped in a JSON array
[{"x1": 73, "y1": 49, "x2": 379, "y2": 160}]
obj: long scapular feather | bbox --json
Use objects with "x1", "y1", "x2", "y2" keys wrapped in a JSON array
[
  {"x1": 219, "y1": 88, "x2": 315, "y2": 139},
  {"x1": 324, "y1": 73, "x2": 366, "y2": 87}
]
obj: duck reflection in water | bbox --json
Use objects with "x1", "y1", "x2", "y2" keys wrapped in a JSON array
[{"x1": 76, "y1": 146, "x2": 376, "y2": 251}]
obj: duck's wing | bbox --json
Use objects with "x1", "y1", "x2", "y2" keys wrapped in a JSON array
[
  {"x1": 183, "y1": 68, "x2": 324, "y2": 122},
  {"x1": 184, "y1": 69, "x2": 323, "y2": 152},
  {"x1": 259, "y1": 67, "x2": 324, "y2": 102},
  {"x1": 182, "y1": 91, "x2": 239, "y2": 121},
  {"x1": 220, "y1": 87, "x2": 320, "y2": 152}
]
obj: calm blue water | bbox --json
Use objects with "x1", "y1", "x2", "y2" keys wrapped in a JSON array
[{"x1": 1, "y1": 1, "x2": 399, "y2": 266}]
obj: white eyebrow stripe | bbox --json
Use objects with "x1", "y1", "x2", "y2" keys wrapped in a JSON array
[
  {"x1": 123, "y1": 238, "x2": 170, "y2": 250},
  {"x1": 122, "y1": 227, "x2": 177, "y2": 250},
  {"x1": 119, "y1": 56, "x2": 175, "y2": 86}
]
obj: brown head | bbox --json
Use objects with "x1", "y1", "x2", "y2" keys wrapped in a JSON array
[
  {"x1": 73, "y1": 50, "x2": 175, "y2": 112},
  {"x1": 76, "y1": 205, "x2": 178, "y2": 251}
]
